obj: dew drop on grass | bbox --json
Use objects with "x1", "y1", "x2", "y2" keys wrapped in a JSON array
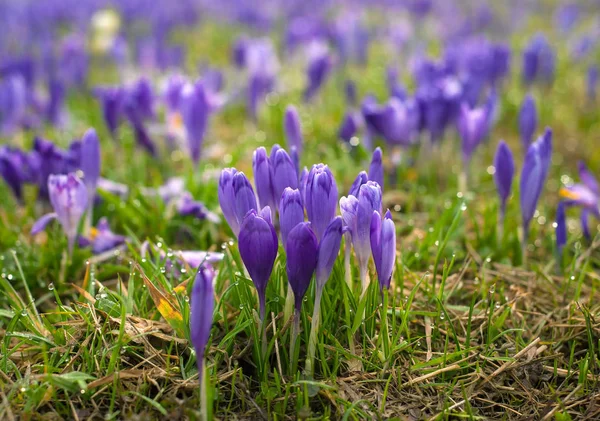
[
  {"x1": 20, "y1": 387, "x2": 26, "y2": 392},
  {"x1": 141, "y1": 258, "x2": 147, "y2": 263},
  {"x1": 48, "y1": 283, "x2": 54, "y2": 291},
  {"x1": 489, "y1": 284, "x2": 495, "y2": 293},
  {"x1": 570, "y1": 275, "x2": 575, "y2": 280},
  {"x1": 85, "y1": 260, "x2": 90, "y2": 265},
  {"x1": 21, "y1": 309, "x2": 27, "y2": 316},
  {"x1": 156, "y1": 242, "x2": 163, "y2": 248},
  {"x1": 434, "y1": 241, "x2": 439, "y2": 247},
  {"x1": 439, "y1": 314, "x2": 445, "y2": 320},
  {"x1": 7, "y1": 274, "x2": 13, "y2": 280},
  {"x1": 184, "y1": 296, "x2": 190, "y2": 302},
  {"x1": 221, "y1": 243, "x2": 227, "y2": 250},
  {"x1": 460, "y1": 204, "x2": 467, "y2": 211},
  {"x1": 416, "y1": 341, "x2": 421, "y2": 347},
  {"x1": 495, "y1": 302, "x2": 501, "y2": 309},
  {"x1": 180, "y1": 268, "x2": 187, "y2": 274},
  {"x1": 485, "y1": 257, "x2": 491, "y2": 263},
  {"x1": 303, "y1": 296, "x2": 308, "y2": 302},
  {"x1": 474, "y1": 277, "x2": 480, "y2": 285},
  {"x1": 160, "y1": 267, "x2": 166, "y2": 273},
  {"x1": 80, "y1": 389, "x2": 86, "y2": 394},
  {"x1": 274, "y1": 297, "x2": 279, "y2": 302},
  {"x1": 228, "y1": 239, "x2": 235, "y2": 246},
  {"x1": 239, "y1": 304, "x2": 244, "y2": 310}
]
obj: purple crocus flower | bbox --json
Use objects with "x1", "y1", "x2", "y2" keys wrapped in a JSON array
[
  {"x1": 180, "y1": 82, "x2": 210, "y2": 166},
  {"x1": 370, "y1": 210, "x2": 396, "y2": 290},
  {"x1": 340, "y1": 181, "x2": 382, "y2": 292},
  {"x1": 305, "y1": 164, "x2": 338, "y2": 241},
  {"x1": 299, "y1": 167, "x2": 308, "y2": 203},
  {"x1": 46, "y1": 79, "x2": 66, "y2": 127},
  {"x1": 177, "y1": 192, "x2": 220, "y2": 223},
  {"x1": 280, "y1": 188, "x2": 304, "y2": 247},
  {"x1": 284, "y1": 105, "x2": 302, "y2": 156},
  {"x1": 218, "y1": 168, "x2": 240, "y2": 236},
  {"x1": 338, "y1": 111, "x2": 361, "y2": 143},
  {"x1": 238, "y1": 209, "x2": 278, "y2": 319},
  {"x1": 315, "y1": 216, "x2": 343, "y2": 289},
  {"x1": 0, "y1": 146, "x2": 37, "y2": 201},
  {"x1": 345, "y1": 80, "x2": 357, "y2": 105},
  {"x1": 493, "y1": 141, "x2": 515, "y2": 217},
  {"x1": 363, "y1": 97, "x2": 420, "y2": 147},
  {"x1": 522, "y1": 34, "x2": 555, "y2": 85},
  {"x1": 368, "y1": 147, "x2": 384, "y2": 193},
  {"x1": 31, "y1": 173, "x2": 88, "y2": 252},
  {"x1": 190, "y1": 265, "x2": 215, "y2": 384},
  {"x1": 271, "y1": 147, "x2": 298, "y2": 210},
  {"x1": 93, "y1": 86, "x2": 124, "y2": 138},
  {"x1": 246, "y1": 39, "x2": 278, "y2": 120},
  {"x1": 457, "y1": 101, "x2": 491, "y2": 163},
  {"x1": 518, "y1": 94, "x2": 537, "y2": 150},
  {"x1": 252, "y1": 147, "x2": 275, "y2": 210},
  {"x1": 559, "y1": 161, "x2": 600, "y2": 240},
  {"x1": 79, "y1": 217, "x2": 127, "y2": 254},
  {"x1": 80, "y1": 128, "x2": 100, "y2": 211},
  {"x1": 232, "y1": 172, "x2": 258, "y2": 234},
  {"x1": 304, "y1": 42, "x2": 332, "y2": 102},
  {"x1": 0, "y1": 75, "x2": 27, "y2": 135},
  {"x1": 348, "y1": 171, "x2": 368, "y2": 197},
  {"x1": 520, "y1": 128, "x2": 552, "y2": 241},
  {"x1": 286, "y1": 222, "x2": 318, "y2": 312}
]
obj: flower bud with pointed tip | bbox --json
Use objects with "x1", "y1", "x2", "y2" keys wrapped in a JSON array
[
  {"x1": 286, "y1": 222, "x2": 318, "y2": 311},
  {"x1": 280, "y1": 188, "x2": 304, "y2": 247},
  {"x1": 348, "y1": 171, "x2": 368, "y2": 197},
  {"x1": 233, "y1": 172, "x2": 258, "y2": 230},
  {"x1": 218, "y1": 168, "x2": 239, "y2": 236},
  {"x1": 518, "y1": 94, "x2": 537, "y2": 149},
  {"x1": 368, "y1": 147, "x2": 384, "y2": 193},
  {"x1": 305, "y1": 164, "x2": 338, "y2": 241},
  {"x1": 370, "y1": 210, "x2": 396, "y2": 290},
  {"x1": 252, "y1": 147, "x2": 275, "y2": 210},
  {"x1": 271, "y1": 148, "x2": 298, "y2": 209},
  {"x1": 316, "y1": 216, "x2": 343, "y2": 289},
  {"x1": 180, "y1": 82, "x2": 210, "y2": 166},
  {"x1": 80, "y1": 128, "x2": 100, "y2": 201},
  {"x1": 284, "y1": 105, "x2": 302, "y2": 155},
  {"x1": 190, "y1": 265, "x2": 215, "y2": 383},
  {"x1": 238, "y1": 210, "x2": 278, "y2": 317},
  {"x1": 493, "y1": 141, "x2": 514, "y2": 216}
]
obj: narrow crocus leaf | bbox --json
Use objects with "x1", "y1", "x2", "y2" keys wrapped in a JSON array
[
  {"x1": 493, "y1": 141, "x2": 515, "y2": 215},
  {"x1": 232, "y1": 172, "x2": 258, "y2": 231},
  {"x1": 271, "y1": 148, "x2": 298, "y2": 209},
  {"x1": 190, "y1": 265, "x2": 215, "y2": 382},
  {"x1": 518, "y1": 94, "x2": 537, "y2": 149},
  {"x1": 141, "y1": 268, "x2": 184, "y2": 335},
  {"x1": 31, "y1": 212, "x2": 58, "y2": 235},
  {"x1": 284, "y1": 105, "x2": 302, "y2": 155},
  {"x1": 286, "y1": 222, "x2": 318, "y2": 311},
  {"x1": 218, "y1": 168, "x2": 240, "y2": 236},
  {"x1": 47, "y1": 173, "x2": 88, "y2": 251},
  {"x1": 238, "y1": 210, "x2": 278, "y2": 317},
  {"x1": 315, "y1": 216, "x2": 343, "y2": 289},
  {"x1": 280, "y1": 188, "x2": 304, "y2": 247},
  {"x1": 555, "y1": 202, "x2": 567, "y2": 253},
  {"x1": 305, "y1": 164, "x2": 338, "y2": 241},
  {"x1": 80, "y1": 128, "x2": 101, "y2": 199},
  {"x1": 252, "y1": 147, "x2": 275, "y2": 210},
  {"x1": 368, "y1": 147, "x2": 384, "y2": 192},
  {"x1": 370, "y1": 210, "x2": 396, "y2": 290}
]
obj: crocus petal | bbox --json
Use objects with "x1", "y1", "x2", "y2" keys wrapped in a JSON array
[
  {"x1": 305, "y1": 164, "x2": 338, "y2": 241},
  {"x1": 348, "y1": 171, "x2": 368, "y2": 197},
  {"x1": 190, "y1": 265, "x2": 215, "y2": 381},
  {"x1": 315, "y1": 216, "x2": 343, "y2": 288},
  {"x1": 518, "y1": 94, "x2": 537, "y2": 149},
  {"x1": 80, "y1": 128, "x2": 101, "y2": 197},
  {"x1": 280, "y1": 188, "x2": 304, "y2": 247},
  {"x1": 493, "y1": 141, "x2": 515, "y2": 214},
  {"x1": 368, "y1": 147, "x2": 384, "y2": 193},
  {"x1": 48, "y1": 173, "x2": 88, "y2": 244},
  {"x1": 284, "y1": 105, "x2": 303, "y2": 155},
  {"x1": 252, "y1": 147, "x2": 275, "y2": 210},
  {"x1": 271, "y1": 148, "x2": 298, "y2": 210},
  {"x1": 555, "y1": 202, "x2": 567, "y2": 253},
  {"x1": 177, "y1": 250, "x2": 225, "y2": 268},
  {"x1": 578, "y1": 161, "x2": 599, "y2": 195},
  {"x1": 286, "y1": 222, "x2": 318, "y2": 310},
  {"x1": 233, "y1": 172, "x2": 258, "y2": 229},
  {"x1": 354, "y1": 181, "x2": 382, "y2": 267},
  {"x1": 581, "y1": 208, "x2": 591, "y2": 240},
  {"x1": 31, "y1": 212, "x2": 58, "y2": 235},
  {"x1": 218, "y1": 168, "x2": 240, "y2": 236},
  {"x1": 181, "y1": 82, "x2": 210, "y2": 165},
  {"x1": 379, "y1": 210, "x2": 396, "y2": 289},
  {"x1": 238, "y1": 210, "x2": 278, "y2": 300}
]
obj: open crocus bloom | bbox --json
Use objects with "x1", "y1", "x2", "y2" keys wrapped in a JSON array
[{"x1": 558, "y1": 161, "x2": 600, "y2": 239}]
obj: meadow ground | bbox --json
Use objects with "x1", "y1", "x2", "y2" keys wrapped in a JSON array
[{"x1": 1, "y1": 18, "x2": 600, "y2": 421}]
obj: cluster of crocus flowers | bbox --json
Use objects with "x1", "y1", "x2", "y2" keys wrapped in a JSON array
[
  {"x1": 556, "y1": 162, "x2": 600, "y2": 255},
  {"x1": 218, "y1": 142, "x2": 397, "y2": 373}
]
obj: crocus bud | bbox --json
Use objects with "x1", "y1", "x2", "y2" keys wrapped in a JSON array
[
  {"x1": 80, "y1": 128, "x2": 100, "y2": 201},
  {"x1": 345, "y1": 80, "x2": 357, "y2": 105},
  {"x1": 370, "y1": 210, "x2": 396, "y2": 290},
  {"x1": 252, "y1": 147, "x2": 275, "y2": 210},
  {"x1": 93, "y1": 86, "x2": 124, "y2": 137},
  {"x1": 233, "y1": 172, "x2": 258, "y2": 230},
  {"x1": 520, "y1": 128, "x2": 552, "y2": 237},
  {"x1": 271, "y1": 148, "x2": 298, "y2": 209},
  {"x1": 355, "y1": 181, "x2": 382, "y2": 273},
  {"x1": 555, "y1": 202, "x2": 567, "y2": 254},
  {"x1": 493, "y1": 141, "x2": 515, "y2": 216},
  {"x1": 305, "y1": 164, "x2": 338, "y2": 241},
  {"x1": 280, "y1": 188, "x2": 304, "y2": 247},
  {"x1": 284, "y1": 105, "x2": 303, "y2": 155},
  {"x1": 315, "y1": 216, "x2": 343, "y2": 289},
  {"x1": 285, "y1": 222, "x2": 318, "y2": 311},
  {"x1": 46, "y1": 79, "x2": 65, "y2": 126},
  {"x1": 190, "y1": 265, "x2": 215, "y2": 383},
  {"x1": 238, "y1": 210, "x2": 278, "y2": 318},
  {"x1": 87, "y1": 217, "x2": 127, "y2": 254},
  {"x1": 348, "y1": 171, "x2": 368, "y2": 197},
  {"x1": 338, "y1": 112, "x2": 360, "y2": 143},
  {"x1": 218, "y1": 168, "x2": 238, "y2": 234},
  {"x1": 518, "y1": 94, "x2": 537, "y2": 149},
  {"x1": 304, "y1": 42, "x2": 332, "y2": 101},
  {"x1": 368, "y1": 147, "x2": 384, "y2": 193},
  {"x1": 31, "y1": 173, "x2": 88, "y2": 252},
  {"x1": 181, "y1": 82, "x2": 210, "y2": 166},
  {"x1": 457, "y1": 102, "x2": 490, "y2": 163},
  {"x1": 299, "y1": 167, "x2": 308, "y2": 203}
]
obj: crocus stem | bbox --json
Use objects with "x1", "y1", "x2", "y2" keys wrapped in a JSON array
[
  {"x1": 259, "y1": 294, "x2": 267, "y2": 359},
  {"x1": 200, "y1": 357, "x2": 208, "y2": 421},
  {"x1": 305, "y1": 286, "x2": 323, "y2": 377},
  {"x1": 284, "y1": 284, "x2": 294, "y2": 328},
  {"x1": 458, "y1": 169, "x2": 468, "y2": 194},
  {"x1": 344, "y1": 233, "x2": 352, "y2": 289},
  {"x1": 59, "y1": 249, "x2": 68, "y2": 286},
  {"x1": 497, "y1": 211, "x2": 505, "y2": 248},
  {"x1": 521, "y1": 228, "x2": 529, "y2": 268},
  {"x1": 359, "y1": 264, "x2": 369, "y2": 298},
  {"x1": 381, "y1": 288, "x2": 390, "y2": 362},
  {"x1": 289, "y1": 308, "x2": 300, "y2": 374}
]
